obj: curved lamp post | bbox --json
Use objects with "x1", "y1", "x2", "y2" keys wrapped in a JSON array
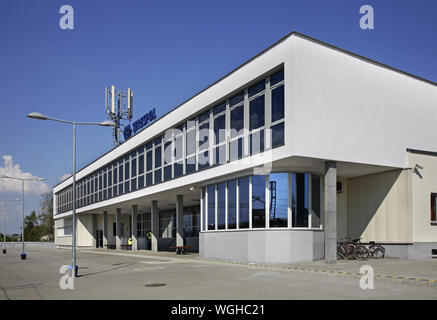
[
  {"x1": 27, "y1": 112, "x2": 115, "y2": 276},
  {"x1": 0, "y1": 199, "x2": 21, "y2": 254},
  {"x1": 1, "y1": 175, "x2": 46, "y2": 259}
]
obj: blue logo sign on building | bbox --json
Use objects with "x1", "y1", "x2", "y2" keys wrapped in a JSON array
[{"x1": 123, "y1": 108, "x2": 157, "y2": 141}]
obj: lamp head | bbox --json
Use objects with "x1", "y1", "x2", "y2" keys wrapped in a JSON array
[
  {"x1": 27, "y1": 112, "x2": 48, "y2": 120},
  {"x1": 99, "y1": 120, "x2": 116, "y2": 127}
]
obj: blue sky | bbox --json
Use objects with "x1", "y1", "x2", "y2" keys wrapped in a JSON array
[{"x1": 0, "y1": 0, "x2": 436, "y2": 233}]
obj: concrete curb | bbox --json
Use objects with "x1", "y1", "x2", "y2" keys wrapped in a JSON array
[{"x1": 199, "y1": 258, "x2": 437, "y2": 289}]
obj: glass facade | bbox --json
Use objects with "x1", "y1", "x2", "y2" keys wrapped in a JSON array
[
  {"x1": 202, "y1": 172, "x2": 322, "y2": 231},
  {"x1": 55, "y1": 68, "x2": 285, "y2": 215}
]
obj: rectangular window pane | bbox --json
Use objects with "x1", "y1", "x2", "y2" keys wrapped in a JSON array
[
  {"x1": 164, "y1": 141, "x2": 172, "y2": 166},
  {"x1": 125, "y1": 162, "x2": 130, "y2": 180},
  {"x1": 271, "y1": 122, "x2": 284, "y2": 148},
  {"x1": 146, "y1": 151, "x2": 153, "y2": 171},
  {"x1": 230, "y1": 105, "x2": 244, "y2": 138},
  {"x1": 250, "y1": 130, "x2": 264, "y2": 155},
  {"x1": 119, "y1": 165, "x2": 123, "y2": 182},
  {"x1": 108, "y1": 170, "x2": 112, "y2": 187},
  {"x1": 213, "y1": 145, "x2": 226, "y2": 166},
  {"x1": 269, "y1": 173, "x2": 288, "y2": 228},
  {"x1": 292, "y1": 173, "x2": 309, "y2": 228},
  {"x1": 214, "y1": 115, "x2": 226, "y2": 145},
  {"x1": 229, "y1": 91, "x2": 244, "y2": 106},
  {"x1": 174, "y1": 135, "x2": 183, "y2": 160},
  {"x1": 186, "y1": 156, "x2": 196, "y2": 174},
  {"x1": 118, "y1": 183, "x2": 124, "y2": 195},
  {"x1": 252, "y1": 175, "x2": 266, "y2": 228},
  {"x1": 138, "y1": 175, "x2": 144, "y2": 189},
  {"x1": 164, "y1": 165, "x2": 172, "y2": 181},
  {"x1": 186, "y1": 130, "x2": 196, "y2": 156},
  {"x1": 270, "y1": 69, "x2": 284, "y2": 86},
  {"x1": 229, "y1": 138, "x2": 243, "y2": 162},
  {"x1": 113, "y1": 185, "x2": 117, "y2": 197},
  {"x1": 198, "y1": 110, "x2": 210, "y2": 123},
  {"x1": 155, "y1": 146, "x2": 162, "y2": 168},
  {"x1": 311, "y1": 175, "x2": 321, "y2": 227},
  {"x1": 213, "y1": 102, "x2": 226, "y2": 115},
  {"x1": 146, "y1": 173, "x2": 153, "y2": 186},
  {"x1": 154, "y1": 136, "x2": 162, "y2": 145},
  {"x1": 139, "y1": 154, "x2": 144, "y2": 175},
  {"x1": 174, "y1": 161, "x2": 183, "y2": 178},
  {"x1": 198, "y1": 122, "x2": 209, "y2": 151},
  {"x1": 271, "y1": 85, "x2": 284, "y2": 122},
  {"x1": 131, "y1": 158, "x2": 136, "y2": 177},
  {"x1": 113, "y1": 167, "x2": 118, "y2": 184},
  {"x1": 131, "y1": 179, "x2": 137, "y2": 191},
  {"x1": 217, "y1": 182, "x2": 225, "y2": 230},
  {"x1": 207, "y1": 185, "x2": 215, "y2": 230},
  {"x1": 249, "y1": 95, "x2": 265, "y2": 130},
  {"x1": 154, "y1": 170, "x2": 162, "y2": 184},
  {"x1": 201, "y1": 188, "x2": 206, "y2": 231},
  {"x1": 239, "y1": 177, "x2": 249, "y2": 229},
  {"x1": 125, "y1": 181, "x2": 130, "y2": 193},
  {"x1": 198, "y1": 151, "x2": 209, "y2": 170},
  {"x1": 248, "y1": 79, "x2": 265, "y2": 97},
  {"x1": 227, "y1": 180, "x2": 237, "y2": 229}
]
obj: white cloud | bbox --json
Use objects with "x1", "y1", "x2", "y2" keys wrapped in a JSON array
[
  {"x1": 0, "y1": 155, "x2": 51, "y2": 195},
  {"x1": 58, "y1": 173, "x2": 72, "y2": 182}
]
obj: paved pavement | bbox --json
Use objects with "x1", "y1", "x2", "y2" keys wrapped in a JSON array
[{"x1": 0, "y1": 246, "x2": 436, "y2": 300}]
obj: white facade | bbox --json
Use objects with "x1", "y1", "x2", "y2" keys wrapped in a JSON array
[{"x1": 53, "y1": 32, "x2": 437, "y2": 262}]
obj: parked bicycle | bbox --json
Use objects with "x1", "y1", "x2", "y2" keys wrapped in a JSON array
[
  {"x1": 368, "y1": 241, "x2": 385, "y2": 259},
  {"x1": 337, "y1": 237, "x2": 369, "y2": 260}
]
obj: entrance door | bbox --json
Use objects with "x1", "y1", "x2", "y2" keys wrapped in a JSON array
[{"x1": 96, "y1": 230, "x2": 103, "y2": 248}]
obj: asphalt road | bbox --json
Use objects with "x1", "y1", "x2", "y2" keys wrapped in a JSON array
[{"x1": 0, "y1": 246, "x2": 436, "y2": 300}]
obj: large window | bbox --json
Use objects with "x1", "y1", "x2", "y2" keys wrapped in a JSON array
[
  {"x1": 55, "y1": 68, "x2": 285, "y2": 215},
  {"x1": 202, "y1": 172, "x2": 321, "y2": 232}
]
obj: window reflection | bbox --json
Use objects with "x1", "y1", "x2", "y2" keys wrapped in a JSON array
[
  {"x1": 269, "y1": 173, "x2": 288, "y2": 228},
  {"x1": 227, "y1": 180, "x2": 237, "y2": 229},
  {"x1": 252, "y1": 175, "x2": 266, "y2": 228},
  {"x1": 239, "y1": 177, "x2": 249, "y2": 229},
  {"x1": 217, "y1": 182, "x2": 225, "y2": 229},
  {"x1": 207, "y1": 185, "x2": 215, "y2": 230},
  {"x1": 292, "y1": 173, "x2": 309, "y2": 228}
]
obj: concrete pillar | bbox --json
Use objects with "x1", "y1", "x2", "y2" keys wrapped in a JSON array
[
  {"x1": 92, "y1": 214, "x2": 97, "y2": 248},
  {"x1": 151, "y1": 201, "x2": 159, "y2": 252},
  {"x1": 116, "y1": 208, "x2": 122, "y2": 250},
  {"x1": 324, "y1": 161, "x2": 337, "y2": 264},
  {"x1": 131, "y1": 205, "x2": 138, "y2": 251},
  {"x1": 103, "y1": 211, "x2": 108, "y2": 248},
  {"x1": 176, "y1": 195, "x2": 184, "y2": 247}
]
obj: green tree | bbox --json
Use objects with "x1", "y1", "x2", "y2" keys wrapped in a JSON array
[
  {"x1": 24, "y1": 210, "x2": 40, "y2": 241},
  {"x1": 38, "y1": 191, "x2": 54, "y2": 241}
]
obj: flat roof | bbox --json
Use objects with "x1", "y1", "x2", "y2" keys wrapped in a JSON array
[{"x1": 54, "y1": 31, "x2": 437, "y2": 189}]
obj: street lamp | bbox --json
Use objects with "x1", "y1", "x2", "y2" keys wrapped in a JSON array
[
  {"x1": 0, "y1": 199, "x2": 21, "y2": 254},
  {"x1": 0, "y1": 175, "x2": 46, "y2": 259},
  {"x1": 27, "y1": 112, "x2": 116, "y2": 277}
]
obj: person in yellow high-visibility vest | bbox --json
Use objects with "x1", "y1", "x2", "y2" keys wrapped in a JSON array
[{"x1": 128, "y1": 237, "x2": 132, "y2": 246}]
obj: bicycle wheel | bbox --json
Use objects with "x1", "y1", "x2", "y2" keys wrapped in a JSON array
[
  {"x1": 337, "y1": 244, "x2": 347, "y2": 260},
  {"x1": 371, "y1": 246, "x2": 385, "y2": 259},
  {"x1": 354, "y1": 245, "x2": 369, "y2": 260}
]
